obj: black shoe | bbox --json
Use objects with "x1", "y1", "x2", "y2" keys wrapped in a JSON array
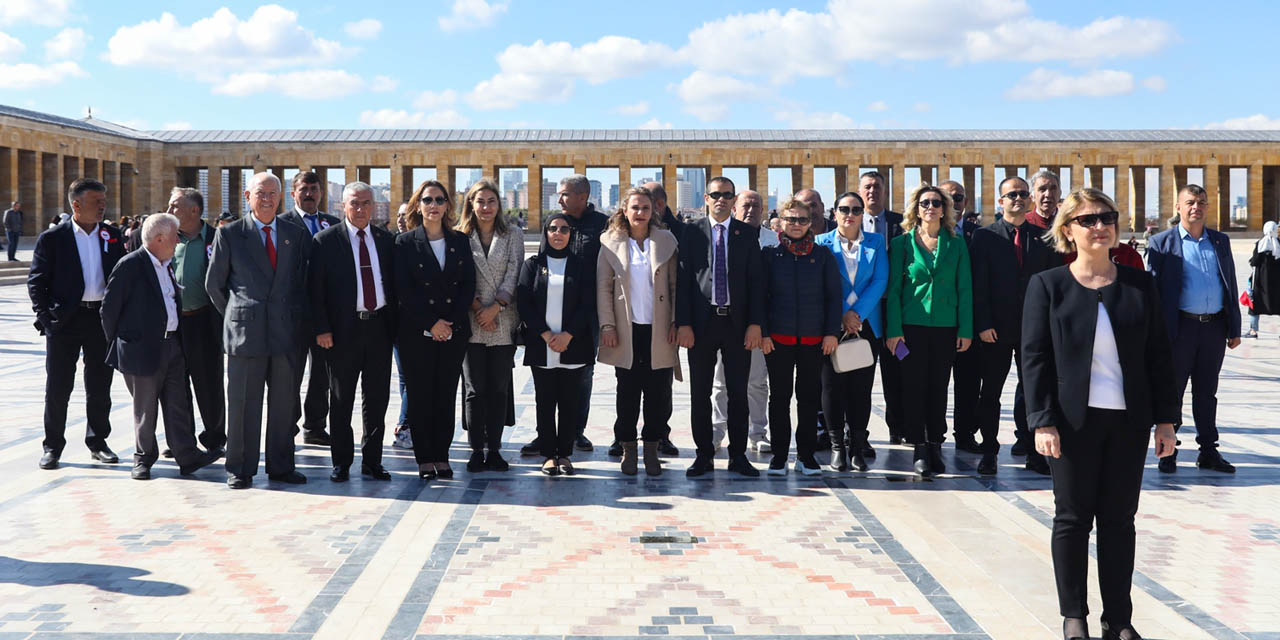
[
  {"x1": 303, "y1": 430, "x2": 331, "y2": 446},
  {"x1": 928, "y1": 443, "x2": 946, "y2": 474},
  {"x1": 954, "y1": 435, "x2": 983, "y2": 454},
  {"x1": 888, "y1": 432, "x2": 904, "y2": 446},
  {"x1": 485, "y1": 450, "x2": 509, "y2": 472},
  {"x1": 227, "y1": 475, "x2": 252, "y2": 489},
  {"x1": 330, "y1": 466, "x2": 350, "y2": 482},
  {"x1": 205, "y1": 445, "x2": 226, "y2": 459},
  {"x1": 179, "y1": 451, "x2": 221, "y2": 475},
  {"x1": 977, "y1": 453, "x2": 998, "y2": 475},
  {"x1": 860, "y1": 444, "x2": 876, "y2": 460},
  {"x1": 467, "y1": 450, "x2": 486, "y2": 472},
  {"x1": 90, "y1": 446, "x2": 119, "y2": 464},
  {"x1": 1158, "y1": 451, "x2": 1177, "y2": 473},
  {"x1": 268, "y1": 471, "x2": 308, "y2": 484},
  {"x1": 686, "y1": 456, "x2": 714, "y2": 477},
  {"x1": 38, "y1": 451, "x2": 60, "y2": 470},
  {"x1": 574, "y1": 435, "x2": 593, "y2": 452},
  {"x1": 607, "y1": 439, "x2": 624, "y2": 457},
  {"x1": 436, "y1": 464, "x2": 453, "y2": 479},
  {"x1": 520, "y1": 440, "x2": 543, "y2": 456},
  {"x1": 1197, "y1": 451, "x2": 1236, "y2": 473},
  {"x1": 1063, "y1": 616, "x2": 1090, "y2": 640},
  {"x1": 912, "y1": 444, "x2": 932, "y2": 478},
  {"x1": 851, "y1": 451, "x2": 869, "y2": 472},
  {"x1": 361, "y1": 464, "x2": 392, "y2": 480},
  {"x1": 418, "y1": 465, "x2": 437, "y2": 480},
  {"x1": 131, "y1": 464, "x2": 152, "y2": 480},
  {"x1": 658, "y1": 438, "x2": 679, "y2": 456},
  {"x1": 1010, "y1": 439, "x2": 1029, "y2": 457},
  {"x1": 1025, "y1": 454, "x2": 1051, "y2": 476},
  {"x1": 727, "y1": 454, "x2": 760, "y2": 477},
  {"x1": 1100, "y1": 621, "x2": 1142, "y2": 640},
  {"x1": 827, "y1": 446, "x2": 850, "y2": 472},
  {"x1": 162, "y1": 448, "x2": 174, "y2": 458}
]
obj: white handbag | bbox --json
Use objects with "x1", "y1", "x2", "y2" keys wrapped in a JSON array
[{"x1": 830, "y1": 333, "x2": 874, "y2": 373}]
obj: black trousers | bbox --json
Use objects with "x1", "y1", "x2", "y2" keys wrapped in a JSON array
[
  {"x1": 292, "y1": 338, "x2": 330, "y2": 434},
  {"x1": 873, "y1": 331, "x2": 905, "y2": 439},
  {"x1": 6, "y1": 231, "x2": 18, "y2": 261},
  {"x1": 1171, "y1": 315, "x2": 1227, "y2": 451},
  {"x1": 612, "y1": 324, "x2": 674, "y2": 443},
  {"x1": 43, "y1": 306, "x2": 113, "y2": 455},
  {"x1": 952, "y1": 336, "x2": 982, "y2": 441},
  {"x1": 1047, "y1": 408, "x2": 1149, "y2": 627},
  {"x1": 899, "y1": 324, "x2": 957, "y2": 445},
  {"x1": 976, "y1": 341, "x2": 1032, "y2": 455},
  {"x1": 327, "y1": 316, "x2": 393, "y2": 469},
  {"x1": 533, "y1": 366, "x2": 588, "y2": 458},
  {"x1": 402, "y1": 335, "x2": 466, "y2": 464},
  {"x1": 765, "y1": 341, "x2": 824, "y2": 462},
  {"x1": 462, "y1": 343, "x2": 516, "y2": 453},
  {"x1": 821, "y1": 323, "x2": 878, "y2": 450},
  {"x1": 688, "y1": 314, "x2": 750, "y2": 458},
  {"x1": 179, "y1": 306, "x2": 226, "y2": 450}
]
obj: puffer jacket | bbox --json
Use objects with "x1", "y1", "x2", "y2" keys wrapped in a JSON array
[{"x1": 760, "y1": 241, "x2": 842, "y2": 339}]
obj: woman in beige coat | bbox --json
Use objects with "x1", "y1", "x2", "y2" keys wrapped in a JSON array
[{"x1": 598, "y1": 186, "x2": 681, "y2": 476}]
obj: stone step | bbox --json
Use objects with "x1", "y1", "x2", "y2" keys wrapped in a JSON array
[{"x1": 0, "y1": 274, "x2": 26, "y2": 286}]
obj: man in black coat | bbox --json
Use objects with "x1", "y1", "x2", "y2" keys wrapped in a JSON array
[
  {"x1": 279, "y1": 170, "x2": 341, "y2": 446},
  {"x1": 942, "y1": 180, "x2": 983, "y2": 456},
  {"x1": 858, "y1": 170, "x2": 905, "y2": 450},
  {"x1": 309, "y1": 182, "x2": 396, "y2": 482},
  {"x1": 676, "y1": 176, "x2": 765, "y2": 477},
  {"x1": 100, "y1": 214, "x2": 219, "y2": 480},
  {"x1": 27, "y1": 179, "x2": 126, "y2": 470}
]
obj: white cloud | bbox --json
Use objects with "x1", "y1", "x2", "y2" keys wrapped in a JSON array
[
  {"x1": 212, "y1": 69, "x2": 366, "y2": 98},
  {"x1": 0, "y1": 61, "x2": 85, "y2": 89},
  {"x1": 0, "y1": 31, "x2": 23, "y2": 60},
  {"x1": 638, "y1": 118, "x2": 672, "y2": 129},
  {"x1": 359, "y1": 108, "x2": 470, "y2": 128},
  {"x1": 0, "y1": 0, "x2": 71, "y2": 26},
  {"x1": 439, "y1": 0, "x2": 509, "y2": 32},
  {"x1": 1204, "y1": 114, "x2": 1280, "y2": 130},
  {"x1": 913, "y1": 102, "x2": 931, "y2": 113},
  {"x1": 371, "y1": 75, "x2": 398, "y2": 92},
  {"x1": 775, "y1": 110, "x2": 869, "y2": 129},
  {"x1": 964, "y1": 16, "x2": 1174, "y2": 63},
  {"x1": 867, "y1": 100, "x2": 888, "y2": 112},
  {"x1": 343, "y1": 18, "x2": 382, "y2": 39},
  {"x1": 466, "y1": 36, "x2": 679, "y2": 110},
  {"x1": 674, "y1": 70, "x2": 757, "y2": 121},
  {"x1": 613, "y1": 101, "x2": 650, "y2": 116},
  {"x1": 1004, "y1": 68, "x2": 1135, "y2": 100},
  {"x1": 44, "y1": 27, "x2": 86, "y2": 60},
  {"x1": 1142, "y1": 75, "x2": 1167, "y2": 92},
  {"x1": 162, "y1": 121, "x2": 192, "y2": 130},
  {"x1": 413, "y1": 89, "x2": 458, "y2": 109},
  {"x1": 106, "y1": 6, "x2": 347, "y2": 78}
]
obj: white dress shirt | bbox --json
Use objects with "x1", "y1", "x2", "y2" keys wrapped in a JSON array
[
  {"x1": 73, "y1": 222, "x2": 106, "y2": 301},
  {"x1": 863, "y1": 209, "x2": 887, "y2": 236},
  {"x1": 838, "y1": 232, "x2": 862, "y2": 308},
  {"x1": 346, "y1": 222, "x2": 386, "y2": 311},
  {"x1": 541, "y1": 256, "x2": 583, "y2": 370},
  {"x1": 628, "y1": 237, "x2": 654, "y2": 325},
  {"x1": 144, "y1": 247, "x2": 179, "y2": 332},
  {"x1": 1088, "y1": 302, "x2": 1126, "y2": 410},
  {"x1": 709, "y1": 216, "x2": 731, "y2": 306}
]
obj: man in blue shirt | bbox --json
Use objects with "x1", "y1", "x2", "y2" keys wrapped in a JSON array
[{"x1": 1146, "y1": 184, "x2": 1241, "y2": 474}]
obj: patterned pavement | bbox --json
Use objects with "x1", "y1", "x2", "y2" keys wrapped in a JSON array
[{"x1": 0, "y1": 240, "x2": 1277, "y2": 639}]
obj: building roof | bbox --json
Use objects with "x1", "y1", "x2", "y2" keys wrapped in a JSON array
[{"x1": 0, "y1": 104, "x2": 159, "y2": 140}]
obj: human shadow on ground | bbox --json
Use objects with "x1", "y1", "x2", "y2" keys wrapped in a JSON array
[{"x1": 0, "y1": 555, "x2": 189, "y2": 596}]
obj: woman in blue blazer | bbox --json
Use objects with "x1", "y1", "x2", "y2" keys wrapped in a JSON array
[{"x1": 814, "y1": 191, "x2": 888, "y2": 471}]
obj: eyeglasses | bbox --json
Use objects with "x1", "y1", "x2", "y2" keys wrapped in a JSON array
[
  {"x1": 1071, "y1": 211, "x2": 1120, "y2": 228},
  {"x1": 951, "y1": 193, "x2": 966, "y2": 203},
  {"x1": 918, "y1": 198, "x2": 945, "y2": 209},
  {"x1": 547, "y1": 225, "x2": 571, "y2": 234},
  {"x1": 781, "y1": 216, "x2": 811, "y2": 225},
  {"x1": 421, "y1": 196, "x2": 448, "y2": 205},
  {"x1": 1001, "y1": 190, "x2": 1030, "y2": 201},
  {"x1": 707, "y1": 191, "x2": 736, "y2": 201},
  {"x1": 836, "y1": 206, "x2": 864, "y2": 216}
]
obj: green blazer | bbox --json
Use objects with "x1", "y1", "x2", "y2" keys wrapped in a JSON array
[{"x1": 886, "y1": 228, "x2": 973, "y2": 339}]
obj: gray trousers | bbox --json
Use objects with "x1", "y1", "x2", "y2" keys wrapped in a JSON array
[
  {"x1": 123, "y1": 338, "x2": 201, "y2": 468},
  {"x1": 226, "y1": 352, "x2": 297, "y2": 478},
  {"x1": 712, "y1": 349, "x2": 768, "y2": 442}
]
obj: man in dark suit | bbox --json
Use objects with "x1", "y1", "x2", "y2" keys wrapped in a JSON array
[
  {"x1": 100, "y1": 213, "x2": 220, "y2": 480},
  {"x1": 858, "y1": 170, "x2": 905, "y2": 449},
  {"x1": 969, "y1": 176, "x2": 1058, "y2": 475},
  {"x1": 278, "y1": 170, "x2": 340, "y2": 446},
  {"x1": 309, "y1": 182, "x2": 396, "y2": 482},
  {"x1": 28, "y1": 179, "x2": 126, "y2": 469},
  {"x1": 205, "y1": 172, "x2": 311, "y2": 489},
  {"x1": 941, "y1": 180, "x2": 982, "y2": 456},
  {"x1": 4, "y1": 200, "x2": 22, "y2": 261},
  {"x1": 676, "y1": 176, "x2": 765, "y2": 477},
  {"x1": 1147, "y1": 183, "x2": 1241, "y2": 474}
]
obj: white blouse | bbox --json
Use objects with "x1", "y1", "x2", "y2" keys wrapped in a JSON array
[
  {"x1": 541, "y1": 257, "x2": 583, "y2": 370},
  {"x1": 1088, "y1": 302, "x2": 1126, "y2": 410},
  {"x1": 628, "y1": 237, "x2": 654, "y2": 325},
  {"x1": 428, "y1": 237, "x2": 446, "y2": 269}
]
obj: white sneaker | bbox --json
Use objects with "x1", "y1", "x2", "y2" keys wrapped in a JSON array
[
  {"x1": 766, "y1": 462, "x2": 787, "y2": 476},
  {"x1": 392, "y1": 427, "x2": 414, "y2": 449},
  {"x1": 752, "y1": 439, "x2": 772, "y2": 454}
]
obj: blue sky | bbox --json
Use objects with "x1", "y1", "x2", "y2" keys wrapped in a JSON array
[{"x1": 1, "y1": 0, "x2": 1277, "y2": 133}]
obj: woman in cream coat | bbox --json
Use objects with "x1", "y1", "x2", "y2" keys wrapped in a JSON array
[{"x1": 597, "y1": 186, "x2": 681, "y2": 476}]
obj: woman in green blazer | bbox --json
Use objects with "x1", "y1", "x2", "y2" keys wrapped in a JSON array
[{"x1": 886, "y1": 184, "x2": 973, "y2": 478}]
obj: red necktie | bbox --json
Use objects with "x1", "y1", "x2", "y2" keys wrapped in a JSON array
[
  {"x1": 263, "y1": 225, "x2": 277, "y2": 271},
  {"x1": 357, "y1": 229, "x2": 377, "y2": 311},
  {"x1": 1013, "y1": 226, "x2": 1023, "y2": 268}
]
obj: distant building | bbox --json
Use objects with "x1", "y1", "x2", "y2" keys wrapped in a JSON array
[
  {"x1": 588, "y1": 179, "x2": 603, "y2": 210},
  {"x1": 608, "y1": 184, "x2": 620, "y2": 211}
]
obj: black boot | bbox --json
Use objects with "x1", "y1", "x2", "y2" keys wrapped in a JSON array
[
  {"x1": 827, "y1": 443, "x2": 850, "y2": 472},
  {"x1": 928, "y1": 442, "x2": 946, "y2": 474},
  {"x1": 912, "y1": 444, "x2": 932, "y2": 478}
]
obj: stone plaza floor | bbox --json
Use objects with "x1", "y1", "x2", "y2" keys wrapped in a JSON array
[{"x1": 0, "y1": 242, "x2": 1278, "y2": 639}]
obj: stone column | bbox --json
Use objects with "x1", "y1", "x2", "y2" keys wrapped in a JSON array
[
  {"x1": 271, "y1": 167, "x2": 286, "y2": 215},
  {"x1": 1203, "y1": 162, "x2": 1221, "y2": 230},
  {"x1": 980, "y1": 162, "x2": 996, "y2": 224},
  {"x1": 936, "y1": 163, "x2": 951, "y2": 188},
  {"x1": 527, "y1": 163, "x2": 542, "y2": 230},
  {"x1": 228, "y1": 169, "x2": 243, "y2": 216},
  {"x1": 1158, "y1": 163, "x2": 1175, "y2": 226},
  {"x1": 102, "y1": 160, "x2": 118, "y2": 220},
  {"x1": 799, "y1": 163, "x2": 813, "y2": 193},
  {"x1": 1249, "y1": 162, "x2": 1264, "y2": 231},
  {"x1": 751, "y1": 163, "x2": 768, "y2": 204},
  {"x1": 1131, "y1": 167, "x2": 1147, "y2": 231},
  {"x1": 891, "y1": 160, "x2": 906, "y2": 213},
  {"x1": 207, "y1": 165, "x2": 223, "y2": 221},
  {"x1": 434, "y1": 162, "x2": 450, "y2": 191},
  {"x1": 572, "y1": 161, "x2": 586, "y2": 176},
  {"x1": 1174, "y1": 166, "x2": 1189, "y2": 194},
  {"x1": 48, "y1": 153, "x2": 63, "y2": 224},
  {"x1": 618, "y1": 163, "x2": 631, "y2": 192},
  {"x1": 1115, "y1": 164, "x2": 1131, "y2": 232},
  {"x1": 389, "y1": 159, "x2": 404, "y2": 214},
  {"x1": 1217, "y1": 166, "x2": 1232, "y2": 231},
  {"x1": 662, "y1": 161, "x2": 677, "y2": 213},
  {"x1": 1088, "y1": 167, "x2": 1104, "y2": 190},
  {"x1": 356, "y1": 166, "x2": 371, "y2": 184},
  {"x1": 3, "y1": 147, "x2": 16, "y2": 205},
  {"x1": 31, "y1": 152, "x2": 44, "y2": 229},
  {"x1": 962, "y1": 166, "x2": 977, "y2": 215}
]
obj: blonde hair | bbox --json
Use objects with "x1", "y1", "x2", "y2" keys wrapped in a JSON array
[
  {"x1": 901, "y1": 183, "x2": 956, "y2": 236},
  {"x1": 608, "y1": 186, "x2": 665, "y2": 236},
  {"x1": 779, "y1": 197, "x2": 810, "y2": 217},
  {"x1": 1047, "y1": 188, "x2": 1119, "y2": 253},
  {"x1": 455, "y1": 178, "x2": 509, "y2": 236}
]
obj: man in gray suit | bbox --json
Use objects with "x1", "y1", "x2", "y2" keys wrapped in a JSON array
[{"x1": 205, "y1": 172, "x2": 311, "y2": 489}]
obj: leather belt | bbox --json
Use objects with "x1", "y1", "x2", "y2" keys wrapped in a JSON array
[
  {"x1": 357, "y1": 310, "x2": 380, "y2": 320},
  {"x1": 181, "y1": 306, "x2": 210, "y2": 317},
  {"x1": 713, "y1": 305, "x2": 731, "y2": 317},
  {"x1": 1179, "y1": 310, "x2": 1223, "y2": 323}
]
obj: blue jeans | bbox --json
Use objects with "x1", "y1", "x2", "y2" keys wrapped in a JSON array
[{"x1": 394, "y1": 345, "x2": 408, "y2": 426}]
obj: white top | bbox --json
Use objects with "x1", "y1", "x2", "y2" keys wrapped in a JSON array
[
  {"x1": 541, "y1": 256, "x2": 583, "y2": 370},
  {"x1": 710, "y1": 216, "x2": 731, "y2": 306},
  {"x1": 73, "y1": 222, "x2": 106, "y2": 301},
  {"x1": 628, "y1": 237, "x2": 654, "y2": 325},
  {"x1": 144, "y1": 248, "x2": 179, "y2": 332},
  {"x1": 838, "y1": 233, "x2": 862, "y2": 308},
  {"x1": 346, "y1": 223, "x2": 387, "y2": 311},
  {"x1": 428, "y1": 237, "x2": 446, "y2": 269},
  {"x1": 1088, "y1": 302, "x2": 1126, "y2": 410}
]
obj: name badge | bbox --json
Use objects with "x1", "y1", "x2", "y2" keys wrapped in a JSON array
[{"x1": 320, "y1": 220, "x2": 330, "y2": 230}]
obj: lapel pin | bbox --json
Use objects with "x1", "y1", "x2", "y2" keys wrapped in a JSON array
[{"x1": 285, "y1": 239, "x2": 290, "y2": 245}]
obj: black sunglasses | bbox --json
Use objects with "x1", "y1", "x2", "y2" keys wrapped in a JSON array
[
  {"x1": 707, "y1": 191, "x2": 736, "y2": 201},
  {"x1": 781, "y1": 216, "x2": 811, "y2": 225},
  {"x1": 1071, "y1": 211, "x2": 1120, "y2": 228},
  {"x1": 421, "y1": 196, "x2": 448, "y2": 205},
  {"x1": 547, "y1": 224, "x2": 571, "y2": 234},
  {"x1": 951, "y1": 193, "x2": 966, "y2": 203},
  {"x1": 1001, "y1": 190, "x2": 1030, "y2": 200},
  {"x1": 918, "y1": 198, "x2": 945, "y2": 209},
  {"x1": 836, "y1": 205, "x2": 864, "y2": 216}
]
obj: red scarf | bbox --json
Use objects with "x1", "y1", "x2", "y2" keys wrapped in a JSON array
[{"x1": 779, "y1": 230, "x2": 815, "y2": 256}]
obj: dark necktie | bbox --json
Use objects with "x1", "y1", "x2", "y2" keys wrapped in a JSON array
[
  {"x1": 1013, "y1": 225, "x2": 1023, "y2": 268},
  {"x1": 713, "y1": 224, "x2": 727, "y2": 306},
  {"x1": 306, "y1": 215, "x2": 318, "y2": 236},
  {"x1": 263, "y1": 226, "x2": 277, "y2": 271},
  {"x1": 357, "y1": 229, "x2": 377, "y2": 311}
]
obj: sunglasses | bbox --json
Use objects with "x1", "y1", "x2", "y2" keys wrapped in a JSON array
[
  {"x1": 707, "y1": 191, "x2": 736, "y2": 201},
  {"x1": 781, "y1": 216, "x2": 811, "y2": 225},
  {"x1": 1071, "y1": 211, "x2": 1120, "y2": 228},
  {"x1": 918, "y1": 198, "x2": 945, "y2": 209},
  {"x1": 547, "y1": 225, "x2": 571, "y2": 234},
  {"x1": 836, "y1": 206, "x2": 864, "y2": 216},
  {"x1": 421, "y1": 196, "x2": 449, "y2": 205},
  {"x1": 951, "y1": 193, "x2": 965, "y2": 203},
  {"x1": 1001, "y1": 190, "x2": 1030, "y2": 200}
]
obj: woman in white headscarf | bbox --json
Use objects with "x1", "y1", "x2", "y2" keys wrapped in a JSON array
[{"x1": 1246, "y1": 220, "x2": 1280, "y2": 337}]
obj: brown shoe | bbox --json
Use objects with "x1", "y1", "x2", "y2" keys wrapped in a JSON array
[
  {"x1": 620, "y1": 441, "x2": 638, "y2": 476},
  {"x1": 643, "y1": 440, "x2": 661, "y2": 476}
]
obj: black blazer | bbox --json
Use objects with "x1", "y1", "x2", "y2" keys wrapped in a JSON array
[
  {"x1": 675, "y1": 216, "x2": 765, "y2": 336},
  {"x1": 28, "y1": 220, "x2": 127, "y2": 336},
  {"x1": 1022, "y1": 265, "x2": 1179, "y2": 434},
  {"x1": 660, "y1": 206, "x2": 686, "y2": 241},
  {"x1": 394, "y1": 227, "x2": 475, "y2": 343},
  {"x1": 515, "y1": 253, "x2": 595, "y2": 367},
  {"x1": 100, "y1": 249, "x2": 177, "y2": 376},
  {"x1": 970, "y1": 218, "x2": 1058, "y2": 345},
  {"x1": 309, "y1": 222, "x2": 397, "y2": 355}
]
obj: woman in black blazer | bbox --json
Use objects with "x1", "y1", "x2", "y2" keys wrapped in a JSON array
[
  {"x1": 395, "y1": 180, "x2": 476, "y2": 481},
  {"x1": 516, "y1": 213, "x2": 594, "y2": 476},
  {"x1": 1022, "y1": 188, "x2": 1178, "y2": 640}
]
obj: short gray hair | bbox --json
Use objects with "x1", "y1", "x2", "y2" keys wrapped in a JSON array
[
  {"x1": 343, "y1": 181, "x2": 373, "y2": 201},
  {"x1": 558, "y1": 174, "x2": 590, "y2": 194},
  {"x1": 1030, "y1": 169, "x2": 1060, "y2": 188},
  {"x1": 170, "y1": 186, "x2": 204, "y2": 214},
  {"x1": 142, "y1": 212, "x2": 180, "y2": 244}
]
